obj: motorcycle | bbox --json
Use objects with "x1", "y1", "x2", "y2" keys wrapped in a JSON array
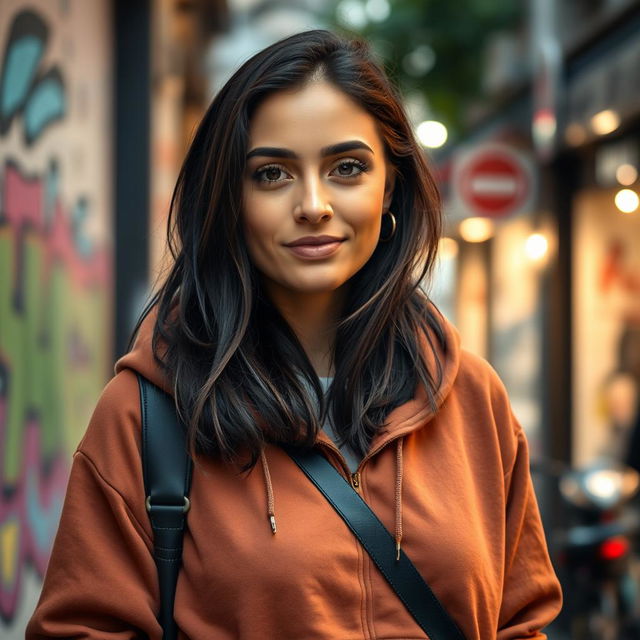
[{"x1": 533, "y1": 457, "x2": 640, "y2": 639}]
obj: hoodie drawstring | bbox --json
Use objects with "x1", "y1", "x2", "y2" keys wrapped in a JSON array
[
  {"x1": 260, "y1": 448, "x2": 277, "y2": 534},
  {"x1": 395, "y1": 437, "x2": 404, "y2": 561},
  {"x1": 260, "y1": 438, "x2": 405, "y2": 562}
]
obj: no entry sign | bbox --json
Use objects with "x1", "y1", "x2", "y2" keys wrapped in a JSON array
[{"x1": 452, "y1": 143, "x2": 536, "y2": 219}]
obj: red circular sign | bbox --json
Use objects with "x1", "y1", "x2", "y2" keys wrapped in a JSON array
[{"x1": 458, "y1": 148, "x2": 531, "y2": 218}]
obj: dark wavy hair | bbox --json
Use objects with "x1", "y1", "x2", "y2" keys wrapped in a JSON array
[{"x1": 128, "y1": 29, "x2": 448, "y2": 472}]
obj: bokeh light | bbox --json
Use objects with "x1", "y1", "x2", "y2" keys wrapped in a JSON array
[
  {"x1": 365, "y1": 0, "x2": 390, "y2": 22},
  {"x1": 591, "y1": 109, "x2": 620, "y2": 136},
  {"x1": 525, "y1": 232, "x2": 549, "y2": 262},
  {"x1": 336, "y1": 0, "x2": 368, "y2": 29},
  {"x1": 565, "y1": 122, "x2": 587, "y2": 146},
  {"x1": 416, "y1": 120, "x2": 447, "y2": 148},
  {"x1": 459, "y1": 217, "x2": 494, "y2": 242},
  {"x1": 614, "y1": 188, "x2": 639, "y2": 213},
  {"x1": 616, "y1": 164, "x2": 638, "y2": 186},
  {"x1": 438, "y1": 236, "x2": 459, "y2": 259}
]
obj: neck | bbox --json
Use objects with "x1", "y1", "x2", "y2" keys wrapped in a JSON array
[{"x1": 264, "y1": 279, "x2": 346, "y2": 378}]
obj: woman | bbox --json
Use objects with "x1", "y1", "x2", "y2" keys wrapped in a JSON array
[{"x1": 27, "y1": 29, "x2": 562, "y2": 639}]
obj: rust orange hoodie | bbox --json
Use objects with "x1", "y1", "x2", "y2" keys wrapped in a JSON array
[{"x1": 26, "y1": 304, "x2": 562, "y2": 639}]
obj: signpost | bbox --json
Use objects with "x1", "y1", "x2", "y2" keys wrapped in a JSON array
[{"x1": 451, "y1": 143, "x2": 536, "y2": 219}]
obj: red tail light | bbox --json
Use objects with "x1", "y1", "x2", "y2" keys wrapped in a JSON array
[{"x1": 599, "y1": 536, "x2": 629, "y2": 560}]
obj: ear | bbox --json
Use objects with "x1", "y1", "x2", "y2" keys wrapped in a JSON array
[{"x1": 382, "y1": 159, "x2": 397, "y2": 211}]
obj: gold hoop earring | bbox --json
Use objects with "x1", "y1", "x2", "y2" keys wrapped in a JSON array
[{"x1": 379, "y1": 210, "x2": 397, "y2": 242}]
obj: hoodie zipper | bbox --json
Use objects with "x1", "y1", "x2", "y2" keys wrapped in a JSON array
[
  {"x1": 315, "y1": 440, "x2": 357, "y2": 485},
  {"x1": 315, "y1": 442, "x2": 362, "y2": 496},
  {"x1": 315, "y1": 432, "x2": 410, "y2": 638},
  {"x1": 314, "y1": 440, "x2": 372, "y2": 636},
  {"x1": 315, "y1": 430, "x2": 409, "y2": 488}
]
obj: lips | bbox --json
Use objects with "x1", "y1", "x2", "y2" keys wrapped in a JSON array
[
  {"x1": 283, "y1": 234, "x2": 346, "y2": 260},
  {"x1": 284, "y1": 235, "x2": 346, "y2": 247}
]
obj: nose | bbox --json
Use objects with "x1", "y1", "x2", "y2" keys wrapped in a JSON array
[{"x1": 294, "y1": 174, "x2": 333, "y2": 223}]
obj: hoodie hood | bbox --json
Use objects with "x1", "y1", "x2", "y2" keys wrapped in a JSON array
[
  {"x1": 114, "y1": 299, "x2": 462, "y2": 551},
  {"x1": 114, "y1": 298, "x2": 461, "y2": 420},
  {"x1": 114, "y1": 304, "x2": 174, "y2": 395}
]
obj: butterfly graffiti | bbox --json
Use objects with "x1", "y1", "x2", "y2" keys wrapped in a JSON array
[{"x1": 0, "y1": 9, "x2": 66, "y2": 145}]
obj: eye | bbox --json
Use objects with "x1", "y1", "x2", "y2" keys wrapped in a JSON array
[
  {"x1": 252, "y1": 164, "x2": 290, "y2": 184},
  {"x1": 332, "y1": 159, "x2": 369, "y2": 179},
  {"x1": 251, "y1": 158, "x2": 369, "y2": 185}
]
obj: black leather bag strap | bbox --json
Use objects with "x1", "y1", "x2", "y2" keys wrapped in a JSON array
[
  {"x1": 284, "y1": 445, "x2": 467, "y2": 640},
  {"x1": 137, "y1": 373, "x2": 192, "y2": 640}
]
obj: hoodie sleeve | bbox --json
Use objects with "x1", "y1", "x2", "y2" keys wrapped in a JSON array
[
  {"x1": 25, "y1": 373, "x2": 162, "y2": 639},
  {"x1": 496, "y1": 422, "x2": 563, "y2": 639}
]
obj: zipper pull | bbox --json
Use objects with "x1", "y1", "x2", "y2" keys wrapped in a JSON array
[{"x1": 350, "y1": 471, "x2": 360, "y2": 489}]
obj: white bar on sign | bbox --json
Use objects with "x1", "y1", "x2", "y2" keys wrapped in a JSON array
[{"x1": 470, "y1": 176, "x2": 518, "y2": 195}]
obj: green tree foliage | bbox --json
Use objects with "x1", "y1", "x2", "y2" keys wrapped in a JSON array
[{"x1": 323, "y1": 0, "x2": 525, "y2": 142}]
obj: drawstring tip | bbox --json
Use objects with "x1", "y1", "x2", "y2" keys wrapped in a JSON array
[
  {"x1": 269, "y1": 515, "x2": 277, "y2": 534},
  {"x1": 396, "y1": 541, "x2": 401, "y2": 561}
]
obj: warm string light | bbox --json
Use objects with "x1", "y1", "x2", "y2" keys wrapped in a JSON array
[
  {"x1": 458, "y1": 217, "x2": 494, "y2": 243},
  {"x1": 525, "y1": 232, "x2": 549, "y2": 262},
  {"x1": 616, "y1": 164, "x2": 637, "y2": 186},
  {"x1": 615, "y1": 189, "x2": 639, "y2": 214},
  {"x1": 565, "y1": 123, "x2": 587, "y2": 146},
  {"x1": 438, "y1": 237, "x2": 459, "y2": 259},
  {"x1": 416, "y1": 120, "x2": 448, "y2": 149},
  {"x1": 591, "y1": 109, "x2": 620, "y2": 136}
]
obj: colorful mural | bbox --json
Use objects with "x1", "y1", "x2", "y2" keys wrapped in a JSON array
[{"x1": 0, "y1": 3, "x2": 113, "y2": 632}]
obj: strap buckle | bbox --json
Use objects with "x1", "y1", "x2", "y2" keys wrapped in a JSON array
[{"x1": 145, "y1": 495, "x2": 191, "y2": 513}]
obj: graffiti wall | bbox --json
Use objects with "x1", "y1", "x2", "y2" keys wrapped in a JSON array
[{"x1": 0, "y1": 1, "x2": 113, "y2": 636}]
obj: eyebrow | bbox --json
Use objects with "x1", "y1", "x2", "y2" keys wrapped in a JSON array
[{"x1": 246, "y1": 140, "x2": 374, "y2": 160}]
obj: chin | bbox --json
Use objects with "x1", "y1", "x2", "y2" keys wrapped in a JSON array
[
  {"x1": 285, "y1": 275, "x2": 348, "y2": 294},
  {"x1": 294, "y1": 282, "x2": 346, "y2": 294}
]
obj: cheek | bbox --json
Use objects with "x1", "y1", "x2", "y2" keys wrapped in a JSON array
[
  {"x1": 241, "y1": 192, "x2": 281, "y2": 253},
  {"x1": 345, "y1": 192, "x2": 384, "y2": 240}
]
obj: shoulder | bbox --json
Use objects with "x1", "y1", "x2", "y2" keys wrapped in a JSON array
[
  {"x1": 76, "y1": 368, "x2": 144, "y2": 491},
  {"x1": 450, "y1": 347, "x2": 524, "y2": 475},
  {"x1": 454, "y1": 348, "x2": 517, "y2": 419}
]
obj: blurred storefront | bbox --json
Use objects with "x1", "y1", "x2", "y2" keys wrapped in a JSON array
[
  {"x1": 434, "y1": 0, "x2": 640, "y2": 503},
  {"x1": 565, "y1": 22, "x2": 640, "y2": 468}
]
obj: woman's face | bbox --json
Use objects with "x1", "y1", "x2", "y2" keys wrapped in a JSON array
[{"x1": 241, "y1": 80, "x2": 396, "y2": 301}]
